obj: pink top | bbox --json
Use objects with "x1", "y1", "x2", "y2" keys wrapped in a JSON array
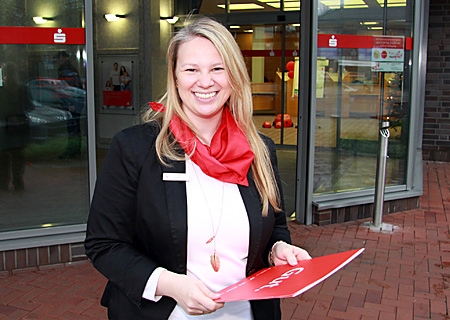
[{"x1": 143, "y1": 158, "x2": 252, "y2": 319}]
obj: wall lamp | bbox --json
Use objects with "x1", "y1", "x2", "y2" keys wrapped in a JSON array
[
  {"x1": 33, "y1": 16, "x2": 54, "y2": 25},
  {"x1": 160, "y1": 16, "x2": 179, "y2": 24},
  {"x1": 104, "y1": 14, "x2": 126, "y2": 22}
]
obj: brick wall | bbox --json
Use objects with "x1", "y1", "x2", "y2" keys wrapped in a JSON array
[
  {"x1": 312, "y1": 196, "x2": 420, "y2": 226},
  {"x1": 0, "y1": 243, "x2": 87, "y2": 272},
  {"x1": 423, "y1": 0, "x2": 450, "y2": 162}
]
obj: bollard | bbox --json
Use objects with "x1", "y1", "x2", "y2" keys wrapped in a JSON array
[{"x1": 372, "y1": 120, "x2": 390, "y2": 228}]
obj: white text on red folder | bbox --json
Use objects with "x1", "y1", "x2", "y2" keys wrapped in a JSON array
[{"x1": 254, "y1": 267, "x2": 304, "y2": 292}]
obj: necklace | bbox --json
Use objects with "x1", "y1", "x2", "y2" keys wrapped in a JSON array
[{"x1": 191, "y1": 161, "x2": 224, "y2": 272}]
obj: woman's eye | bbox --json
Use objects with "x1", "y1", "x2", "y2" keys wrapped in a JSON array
[{"x1": 213, "y1": 67, "x2": 224, "y2": 71}]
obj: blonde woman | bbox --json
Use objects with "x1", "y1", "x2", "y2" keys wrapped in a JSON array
[{"x1": 85, "y1": 17, "x2": 310, "y2": 320}]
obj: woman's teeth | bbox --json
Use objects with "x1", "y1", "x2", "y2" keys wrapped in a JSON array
[{"x1": 195, "y1": 92, "x2": 216, "y2": 99}]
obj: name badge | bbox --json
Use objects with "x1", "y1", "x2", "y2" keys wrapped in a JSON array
[{"x1": 163, "y1": 173, "x2": 189, "y2": 181}]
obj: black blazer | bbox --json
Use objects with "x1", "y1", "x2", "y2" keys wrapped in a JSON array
[{"x1": 85, "y1": 122, "x2": 292, "y2": 320}]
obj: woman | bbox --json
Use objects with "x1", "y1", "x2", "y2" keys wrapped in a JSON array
[
  {"x1": 120, "y1": 65, "x2": 132, "y2": 90},
  {"x1": 85, "y1": 17, "x2": 310, "y2": 319},
  {"x1": 104, "y1": 80, "x2": 113, "y2": 91}
]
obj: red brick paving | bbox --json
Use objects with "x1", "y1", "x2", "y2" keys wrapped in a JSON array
[{"x1": 1, "y1": 161, "x2": 450, "y2": 319}]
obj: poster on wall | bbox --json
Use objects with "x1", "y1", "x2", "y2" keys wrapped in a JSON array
[
  {"x1": 370, "y1": 36, "x2": 404, "y2": 72},
  {"x1": 316, "y1": 58, "x2": 329, "y2": 99},
  {"x1": 99, "y1": 55, "x2": 138, "y2": 114}
]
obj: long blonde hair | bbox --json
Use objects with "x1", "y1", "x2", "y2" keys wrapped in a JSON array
[{"x1": 142, "y1": 17, "x2": 281, "y2": 216}]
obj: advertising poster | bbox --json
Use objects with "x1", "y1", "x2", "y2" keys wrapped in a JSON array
[{"x1": 100, "y1": 55, "x2": 137, "y2": 114}]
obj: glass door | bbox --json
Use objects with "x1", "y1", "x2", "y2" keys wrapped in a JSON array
[
  {"x1": 313, "y1": 0, "x2": 413, "y2": 197},
  {"x1": 230, "y1": 22, "x2": 300, "y2": 215},
  {"x1": 199, "y1": 1, "x2": 302, "y2": 217}
]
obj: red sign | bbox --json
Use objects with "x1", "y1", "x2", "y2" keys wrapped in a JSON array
[
  {"x1": 318, "y1": 34, "x2": 412, "y2": 50},
  {"x1": 103, "y1": 90, "x2": 132, "y2": 107},
  {"x1": 373, "y1": 36, "x2": 404, "y2": 49},
  {"x1": 240, "y1": 50, "x2": 299, "y2": 57},
  {"x1": 239, "y1": 35, "x2": 412, "y2": 58},
  {"x1": 0, "y1": 27, "x2": 85, "y2": 44}
]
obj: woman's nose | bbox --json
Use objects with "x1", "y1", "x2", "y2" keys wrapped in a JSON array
[{"x1": 197, "y1": 72, "x2": 214, "y2": 87}]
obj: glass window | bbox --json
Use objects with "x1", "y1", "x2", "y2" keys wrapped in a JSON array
[
  {"x1": 0, "y1": 0, "x2": 88, "y2": 232},
  {"x1": 314, "y1": 0, "x2": 412, "y2": 195},
  {"x1": 230, "y1": 24, "x2": 299, "y2": 147}
]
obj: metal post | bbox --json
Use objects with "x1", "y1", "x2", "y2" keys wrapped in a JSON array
[{"x1": 373, "y1": 120, "x2": 390, "y2": 228}]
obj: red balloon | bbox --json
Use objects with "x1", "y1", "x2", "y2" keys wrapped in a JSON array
[
  {"x1": 286, "y1": 60, "x2": 295, "y2": 71},
  {"x1": 288, "y1": 70, "x2": 294, "y2": 79}
]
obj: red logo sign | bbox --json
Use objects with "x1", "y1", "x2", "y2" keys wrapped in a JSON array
[
  {"x1": 318, "y1": 34, "x2": 412, "y2": 50},
  {"x1": 0, "y1": 27, "x2": 85, "y2": 45}
]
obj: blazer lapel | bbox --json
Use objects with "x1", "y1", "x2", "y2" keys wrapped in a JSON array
[
  {"x1": 239, "y1": 175, "x2": 262, "y2": 274},
  {"x1": 163, "y1": 159, "x2": 188, "y2": 272}
]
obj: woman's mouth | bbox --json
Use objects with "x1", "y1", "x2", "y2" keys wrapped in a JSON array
[{"x1": 194, "y1": 92, "x2": 217, "y2": 99}]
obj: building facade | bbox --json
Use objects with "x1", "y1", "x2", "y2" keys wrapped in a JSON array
[{"x1": 0, "y1": 0, "x2": 444, "y2": 271}]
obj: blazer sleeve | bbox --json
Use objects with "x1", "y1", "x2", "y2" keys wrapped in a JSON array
[{"x1": 84, "y1": 127, "x2": 159, "y2": 308}]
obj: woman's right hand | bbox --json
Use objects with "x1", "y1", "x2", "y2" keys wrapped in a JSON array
[{"x1": 156, "y1": 270, "x2": 224, "y2": 315}]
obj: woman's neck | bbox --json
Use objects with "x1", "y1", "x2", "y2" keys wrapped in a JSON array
[{"x1": 192, "y1": 113, "x2": 223, "y2": 146}]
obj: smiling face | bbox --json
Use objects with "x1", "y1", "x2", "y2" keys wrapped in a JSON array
[{"x1": 175, "y1": 36, "x2": 232, "y2": 132}]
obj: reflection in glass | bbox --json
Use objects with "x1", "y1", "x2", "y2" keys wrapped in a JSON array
[
  {"x1": 0, "y1": 46, "x2": 89, "y2": 232},
  {"x1": 0, "y1": 0, "x2": 88, "y2": 233}
]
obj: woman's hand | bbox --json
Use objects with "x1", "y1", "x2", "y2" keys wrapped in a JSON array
[
  {"x1": 270, "y1": 241, "x2": 311, "y2": 266},
  {"x1": 156, "y1": 271, "x2": 224, "y2": 315}
]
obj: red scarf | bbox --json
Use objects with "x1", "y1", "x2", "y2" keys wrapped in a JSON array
[{"x1": 169, "y1": 108, "x2": 254, "y2": 186}]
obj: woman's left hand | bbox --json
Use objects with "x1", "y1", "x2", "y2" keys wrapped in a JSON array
[{"x1": 271, "y1": 241, "x2": 311, "y2": 266}]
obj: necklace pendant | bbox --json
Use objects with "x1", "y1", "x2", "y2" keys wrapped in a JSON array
[
  {"x1": 206, "y1": 236, "x2": 214, "y2": 244},
  {"x1": 210, "y1": 253, "x2": 220, "y2": 272}
]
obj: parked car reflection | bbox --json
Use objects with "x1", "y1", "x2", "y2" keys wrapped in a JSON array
[
  {"x1": 27, "y1": 78, "x2": 87, "y2": 142},
  {"x1": 28, "y1": 78, "x2": 86, "y2": 115},
  {"x1": 25, "y1": 100, "x2": 72, "y2": 142}
]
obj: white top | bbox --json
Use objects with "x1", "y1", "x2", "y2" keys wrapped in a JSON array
[
  {"x1": 110, "y1": 69, "x2": 120, "y2": 85},
  {"x1": 142, "y1": 158, "x2": 253, "y2": 319}
]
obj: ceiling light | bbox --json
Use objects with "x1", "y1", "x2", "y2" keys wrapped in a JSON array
[
  {"x1": 258, "y1": 0, "x2": 298, "y2": 2},
  {"x1": 320, "y1": 0, "x2": 368, "y2": 9},
  {"x1": 377, "y1": 0, "x2": 406, "y2": 7},
  {"x1": 104, "y1": 14, "x2": 126, "y2": 22},
  {"x1": 265, "y1": 2, "x2": 300, "y2": 10},
  {"x1": 160, "y1": 16, "x2": 179, "y2": 24},
  {"x1": 217, "y1": 4, "x2": 264, "y2": 10},
  {"x1": 33, "y1": 16, "x2": 54, "y2": 24}
]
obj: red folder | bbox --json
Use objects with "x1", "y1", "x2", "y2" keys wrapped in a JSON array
[{"x1": 215, "y1": 248, "x2": 364, "y2": 302}]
